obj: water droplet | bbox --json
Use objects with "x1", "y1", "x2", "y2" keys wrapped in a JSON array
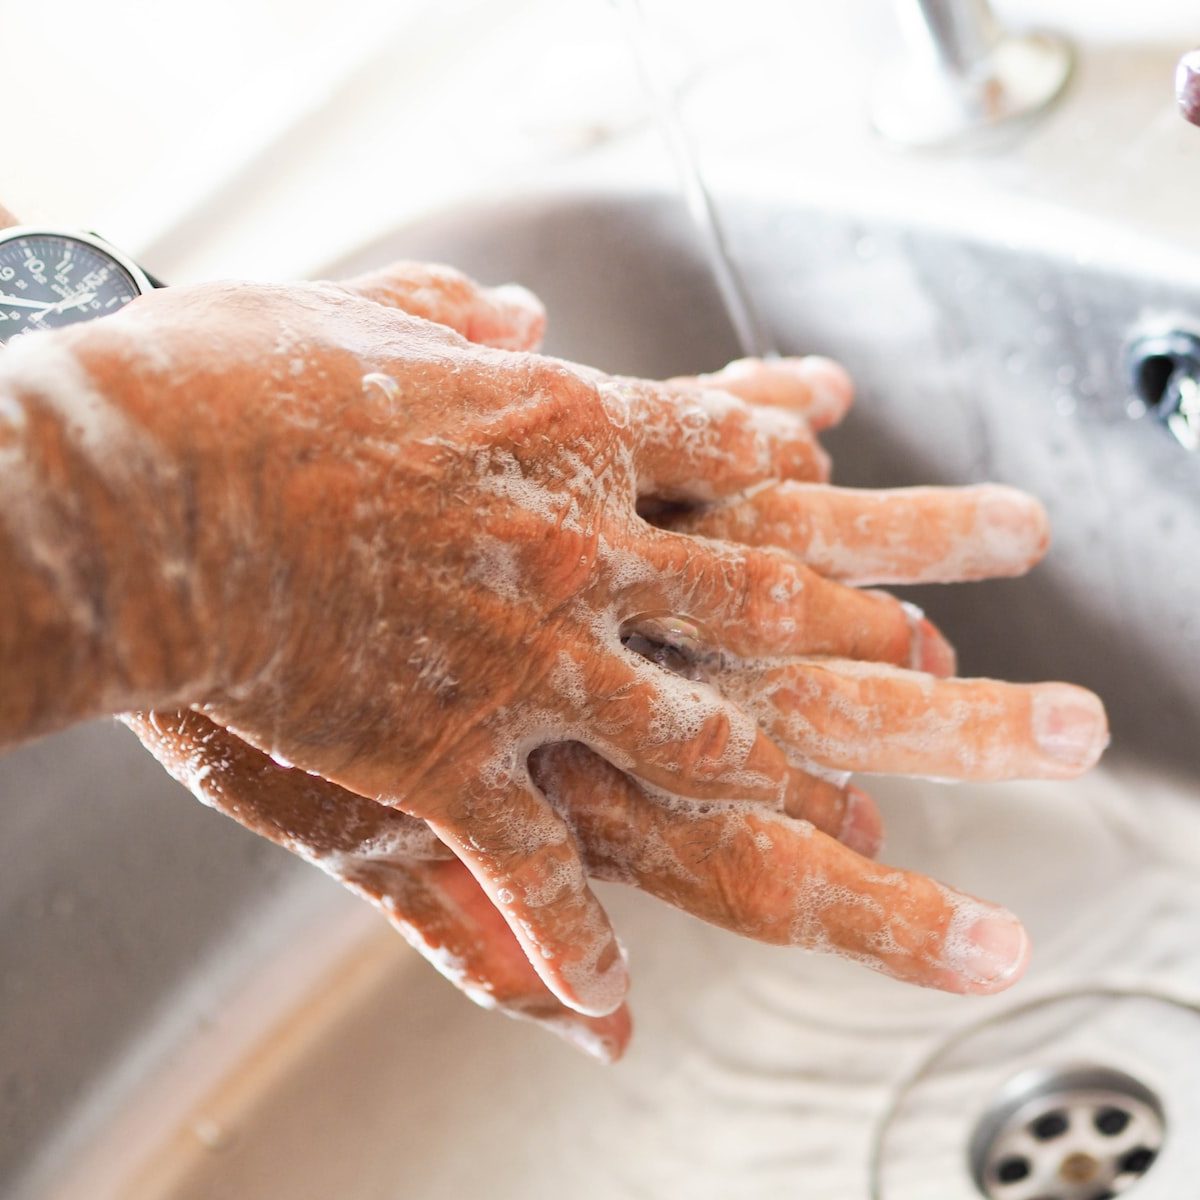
[
  {"x1": 1005, "y1": 352, "x2": 1027, "y2": 374},
  {"x1": 1054, "y1": 391, "x2": 1077, "y2": 415},
  {"x1": 268, "y1": 750, "x2": 293, "y2": 769},
  {"x1": 1056, "y1": 364, "x2": 1077, "y2": 385},
  {"x1": 361, "y1": 373, "x2": 401, "y2": 404},
  {"x1": 496, "y1": 888, "x2": 515, "y2": 905},
  {"x1": 193, "y1": 1118, "x2": 230, "y2": 1151},
  {"x1": 1033, "y1": 326, "x2": 1054, "y2": 346},
  {"x1": 1126, "y1": 398, "x2": 1148, "y2": 419}
]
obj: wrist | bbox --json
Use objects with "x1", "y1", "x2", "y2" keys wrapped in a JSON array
[
  {"x1": 0, "y1": 330, "x2": 217, "y2": 741},
  {"x1": 65, "y1": 312, "x2": 293, "y2": 708}
]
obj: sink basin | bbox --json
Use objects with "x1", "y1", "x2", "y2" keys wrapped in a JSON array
[{"x1": 5, "y1": 189, "x2": 1200, "y2": 1200}]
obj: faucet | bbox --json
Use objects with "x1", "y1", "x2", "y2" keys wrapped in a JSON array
[
  {"x1": 870, "y1": 0, "x2": 1073, "y2": 148},
  {"x1": 875, "y1": 3, "x2": 1200, "y2": 144}
]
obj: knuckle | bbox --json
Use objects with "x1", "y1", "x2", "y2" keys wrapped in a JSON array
[
  {"x1": 704, "y1": 829, "x2": 790, "y2": 938},
  {"x1": 678, "y1": 706, "x2": 739, "y2": 781},
  {"x1": 723, "y1": 548, "x2": 806, "y2": 633},
  {"x1": 507, "y1": 836, "x2": 585, "y2": 907}
]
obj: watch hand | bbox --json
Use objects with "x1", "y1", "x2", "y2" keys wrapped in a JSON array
[
  {"x1": 0, "y1": 295, "x2": 55, "y2": 310},
  {"x1": 28, "y1": 291, "x2": 96, "y2": 323}
]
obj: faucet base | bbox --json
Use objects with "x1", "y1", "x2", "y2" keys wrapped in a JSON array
[{"x1": 871, "y1": 31, "x2": 1074, "y2": 150}]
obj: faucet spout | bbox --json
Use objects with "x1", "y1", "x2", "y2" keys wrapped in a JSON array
[{"x1": 893, "y1": 0, "x2": 1001, "y2": 75}]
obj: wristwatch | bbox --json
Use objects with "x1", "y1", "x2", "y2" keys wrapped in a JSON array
[{"x1": 0, "y1": 226, "x2": 162, "y2": 345}]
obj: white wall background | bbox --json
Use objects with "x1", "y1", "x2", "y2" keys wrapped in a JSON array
[{"x1": 1, "y1": 0, "x2": 1196, "y2": 279}]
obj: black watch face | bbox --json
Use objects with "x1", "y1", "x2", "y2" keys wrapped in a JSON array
[{"x1": 0, "y1": 233, "x2": 143, "y2": 343}]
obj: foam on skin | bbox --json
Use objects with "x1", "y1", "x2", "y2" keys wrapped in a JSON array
[
  {"x1": 124, "y1": 710, "x2": 633, "y2": 1056},
  {"x1": 1, "y1": 263, "x2": 1079, "y2": 1026},
  {"x1": 671, "y1": 482, "x2": 1051, "y2": 587},
  {"x1": 0, "y1": 335, "x2": 222, "y2": 731}
]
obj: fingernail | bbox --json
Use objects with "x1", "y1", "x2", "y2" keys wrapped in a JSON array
[
  {"x1": 918, "y1": 619, "x2": 957, "y2": 676},
  {"x1": 556, "y1": 1020, "x2": 624, "y2": 1063},
  {"x1": 901, "y1": 602, "x2": 958, "y2": 676},
  {"x1": 562, "y1": 938, "x2": 630, "y2": 1018},
  {"x1": 1032, "y1": 684, "x2": 1109, "y2": 774},
  {"x1": 974, "y1": 486, "x2": 1051, "y2": 575},
  {"x1": 711, "y1": 357, "x2": 758, "y2": 380},
  {"x1": 958, "y1": 911, "x2": 1030, "y2": 990},
  {"x1": 839, "y1": 787, "x2": 884, "y2": 858},
  {"x1": 509, "y1": 1003, "x2": 627, "y2": 1063},
  {"x1": 795, "y1": 356, "x2": 854, "y2": 426},
  {"x1": 489, "y1": 281, "x2": 544, "y2": 315},
  {"x1": 487, "y1": 283, "x2": 546, "y2": 348}
]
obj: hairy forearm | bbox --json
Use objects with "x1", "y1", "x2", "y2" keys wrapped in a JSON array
[{"x1": 0, "y1": 332, "x2": 213, "y2": 748}]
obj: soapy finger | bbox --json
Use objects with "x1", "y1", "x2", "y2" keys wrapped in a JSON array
[
  {"x1": 567, "y1": 646, "x2": 882, "y2": 856},
  {"x1": 668, "y1": 482, "x2": 1050, "y2": 585},
  {"x1": 419, "y1": 774, "x2": 629, "y2": 1018},
  {"x1": 122, "y1": 710, "x2": 630, "y2": 1060},
  {"x1": 627, "y1": 530, "x2": 958, "y2": 674},
  {"x1": 610, "y1": 375, "x2": 829, "y2": 502},
  {"x1": 719, "y1": 659, "x2": 1109, "y2": 780},
  {"x1": 669, "y1": 355, "x2": 854, "y2": 431},
  {"x1": 533, "y1": 742, "x2": 1030, "y2": 995},
  {"x1": 122, "y1": 709, "x2": 447, "y2": 861},
  {"x1": 335, "y1": 261, "x2": 546, "y2": 351}
]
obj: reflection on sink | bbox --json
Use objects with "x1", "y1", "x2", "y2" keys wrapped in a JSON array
[
  {"x1": 12, "y1": 191, "x2": 1200, "y2": 1199},
  {"x1": 49, "y1": 773, "x2": 1200, "y2": 1200}
]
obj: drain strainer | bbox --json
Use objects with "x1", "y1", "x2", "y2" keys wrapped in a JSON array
[
  {"x1": 870, "y1": 987, "x2": 1200, "y2": 1199},
  {"x1": 970, "y1": 1064, "x2": 1164, "y2": 1200}
]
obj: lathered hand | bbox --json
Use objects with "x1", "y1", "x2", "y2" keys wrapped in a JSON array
[{"x1": 0, "y1": 260, "x2": 1106, "y2": 1026}]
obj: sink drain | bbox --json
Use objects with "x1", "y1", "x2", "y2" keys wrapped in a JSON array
[
  {"x1": 870, "y1": 987, "x2": 1200, "y2": 1199},
  {"x1": 969, "y1": 1064, "x2": 1164, "y2": 1200}
]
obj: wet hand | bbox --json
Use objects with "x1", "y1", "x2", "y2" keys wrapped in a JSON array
[
  {"x1": 61, "y1": 263, "x2": 1104, "y2": 1021},
  {"x1": 57, "y1": 261, "x2": 891, "y2": 1017},
  {"x1": 126, "y1": 687, "x2": 1070, "y2": 1065}
]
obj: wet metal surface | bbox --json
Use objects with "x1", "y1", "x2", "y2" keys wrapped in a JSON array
[{"x1": 5, "y1": 191, "x2": 1200, "y2": 1197}]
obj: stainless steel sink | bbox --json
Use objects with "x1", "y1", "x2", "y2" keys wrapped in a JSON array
[{"x1": 4, "y1": 188, "x2": 1200, "y2": 1200}]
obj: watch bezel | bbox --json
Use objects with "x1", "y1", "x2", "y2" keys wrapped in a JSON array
[{"x1": 0, "y1": 226, "x2": 155, "y2": 297}]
